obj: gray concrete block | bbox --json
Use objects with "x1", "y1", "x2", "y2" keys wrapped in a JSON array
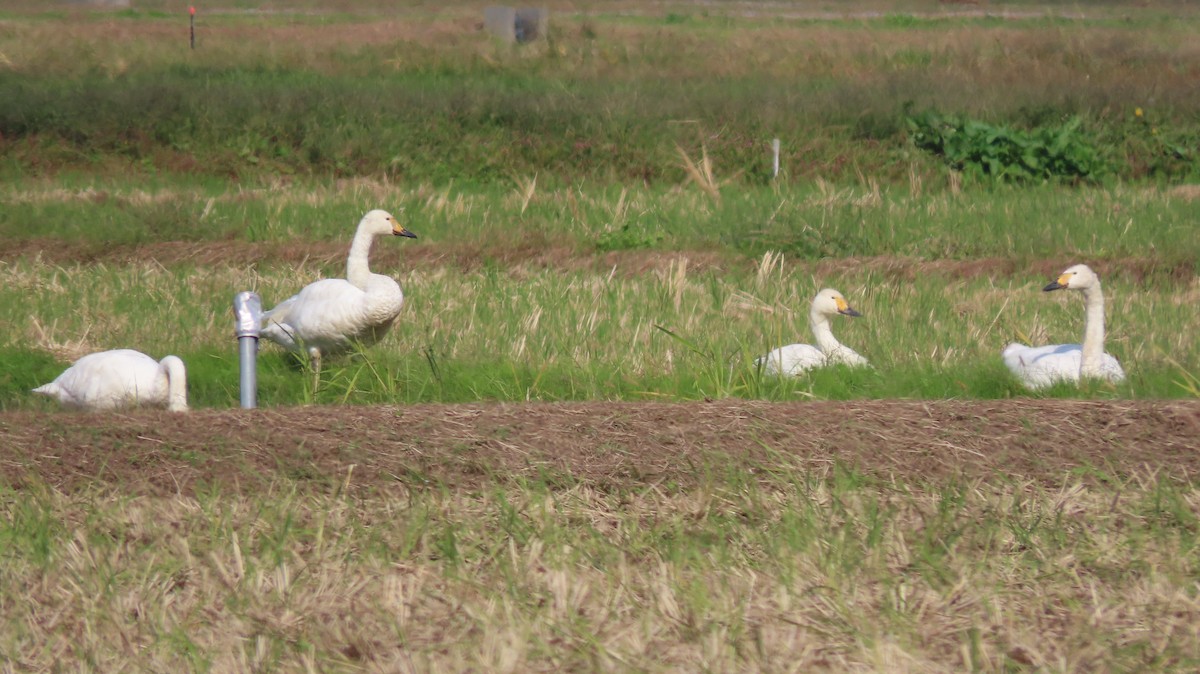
[{"x1": 485, "y1": 6, "x2": 549, "y2": 43}]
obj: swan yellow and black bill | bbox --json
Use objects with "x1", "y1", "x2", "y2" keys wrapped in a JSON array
[
  {"x1": 393, "y1": 224, "x2": 418, "y2": 239},
  {"x1": 1043, "y1": 273, "x2": 1070, "y2": 292},
  {"x1": 835, "y1": 297, "x2": 863, "y2": 317}
]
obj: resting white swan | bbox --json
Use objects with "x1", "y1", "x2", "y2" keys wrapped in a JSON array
[
  {"x1": 1003, "y1": 263, "x2": 1126, "y2": 389},
  {"x1": 756, "y1": 288, "x2": 869, "y2": 375},
  {"x1": 33, "y1": 349, "x2": 188, "y2": 412},
  {"x1": 261, "y1": 209, "x2": 417, "y2": 373}
]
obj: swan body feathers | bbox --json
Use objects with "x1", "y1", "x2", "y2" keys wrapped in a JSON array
[
  {"x1": 1002, "y1": 343, "x2": 1125, "y2": 389},
  {"x1": 33, "y1": 349, "x2": 189, "y2": 412}
]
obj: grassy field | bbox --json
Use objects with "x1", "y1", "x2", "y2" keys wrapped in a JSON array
[
  {"x1": 2, "y1": 2, "x2": 1200, "y2": 184},
  {"x1": 2, "y1": 2, "x2": 1199, "y2": 672},
  {"x1": 2, "y1": 177, "x2": 1198, "y2": 409}
]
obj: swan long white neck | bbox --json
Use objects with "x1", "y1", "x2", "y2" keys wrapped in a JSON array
[
  {"x1": 345, "y1": 222, "x2": 381, "y2": 290},
  {"x1": 1079, "y1": 284, "x2": 1107, "y2": 379},
  {"x1": 809, "y1": 309, "x2": 842, "y2": 356},
  {"x1": 161, "y1": 356, "x2": 189, "y2": 412}
]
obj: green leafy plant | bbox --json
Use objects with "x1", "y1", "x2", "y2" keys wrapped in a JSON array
[{"x1": 905, "y1": 108, "x2": 1106, "y2": 183}]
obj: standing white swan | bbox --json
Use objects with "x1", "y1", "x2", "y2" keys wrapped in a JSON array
[
  {"x1": 756, "y1": 288, "x2": 869, "y2": 375},
  {"x1": 1003, "y1": 263, "x2": 1126, "y2": 389},
  {"x1": 33, "y1": 349, "x2": 189, "y2": 412},
  {"x1": 261, "y1": 209, "x2": 417, "y2": 373}
]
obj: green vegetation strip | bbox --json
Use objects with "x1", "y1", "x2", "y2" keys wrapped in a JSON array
[
  {"x1": 2, "y1": 179, "x2": 1198, "y2": 407},
  {"x1": 1, "y1": 8, "x2": 1198, "y2": 184}
]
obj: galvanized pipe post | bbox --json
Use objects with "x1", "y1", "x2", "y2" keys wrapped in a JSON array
[{"x1": 232, "y1": 291, "x2": 262, "y2": 409}]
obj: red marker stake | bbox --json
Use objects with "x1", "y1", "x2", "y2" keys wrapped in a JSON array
[{"x1": 189, "y1": 6, "x2": 196, "y2": 50}]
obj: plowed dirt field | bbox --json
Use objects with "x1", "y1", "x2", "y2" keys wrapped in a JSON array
[{"x1": 3, "y1": 399, "x2": 1197, "y2": 495}]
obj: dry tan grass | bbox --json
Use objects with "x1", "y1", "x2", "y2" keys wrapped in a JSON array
[
  {"x1": 1166, "y1": 184, "x2": 1200, "y2": 202},
  {"x1": 2, "y1": 471, "x2": 1197, "y2": 671},
  {"x1": 676, "y1": 143, "x2": 723, "y2": 203}
]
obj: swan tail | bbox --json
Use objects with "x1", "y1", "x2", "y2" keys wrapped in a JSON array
[
  {"x1": 262, "y1": 294, "x2": 298, "y2": 321},
  {"x1": 160, "y1": 356, "x2": 189, "y2": 412}
]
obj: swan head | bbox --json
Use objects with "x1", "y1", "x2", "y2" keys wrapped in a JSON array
[
  {"x1": 361, "y1": 209, "x2": 417, "y2": 239},
  {"x1": 1044, "y1": 264, "x2": 1099, "y2": 292},
  {"x1": 812, "y1": 288, "x2": 862, "y2": 318}
]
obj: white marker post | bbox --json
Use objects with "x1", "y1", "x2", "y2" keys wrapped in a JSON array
[
  {"x1": 772, "y1": 138, "x2": 781, "y2": 179},
  {"x1": 233, "y1": 291, "x2": 262, "y2": 409}
]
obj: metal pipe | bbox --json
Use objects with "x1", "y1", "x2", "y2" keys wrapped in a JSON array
[{"x1": 232, "y1": 291, "x2": 262, "y2": 409}]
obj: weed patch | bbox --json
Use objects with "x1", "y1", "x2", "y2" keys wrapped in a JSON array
[{"x1": 906, "y1": 108, "x2": 1105, "y2": 183}]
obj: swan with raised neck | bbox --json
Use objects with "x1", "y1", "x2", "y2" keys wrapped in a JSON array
[
  {"x1": 1002, "y1": 263, "x2": 1126, "y2": 388},
  {"x1": 758, "y1": 288, "x2": 868, "y2": 375},
  {"x1": 260, "y1": 209, "x2": 418, "y2": 374}
]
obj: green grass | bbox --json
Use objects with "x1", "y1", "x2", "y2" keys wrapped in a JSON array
[
  {"x1": 3, "y1": 177, "x2": 1197, "y2": 410},
  {"x1": 4, "y1": 178, "x2": 1200, "y2": 262}
]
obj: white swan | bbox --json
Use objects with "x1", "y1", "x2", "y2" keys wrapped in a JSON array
[
  {"x1": 33, "y1": 349, "x2": 188, "y2": 412},
  {"x1": 757, "y1": 288, "x2": 869, "y2": 375},
  {"x1": 1003, "y1": 263, "x2": 1126, "y2": 389},
  {"x1": 261, "y1": 209, "x2": 417, "y2": 372}
]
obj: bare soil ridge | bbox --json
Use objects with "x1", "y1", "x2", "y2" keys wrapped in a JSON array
[{"x1": 2, "y1": 400, "x2": 1197, "y2": 496}]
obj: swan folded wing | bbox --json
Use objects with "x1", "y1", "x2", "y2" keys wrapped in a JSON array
[
  {"x1": 1003, "y1": 343, "x2": 1082, "y2": 389},
  {"x1": 1095, "y1": 355, "x2": 1126, "y2": 382},
  {"x1": 263, "y1": 279, "x2": 384, "y2": 354},
  {"x1": 757, "y1": 343, "x2": 826, "y2": 375},
  {"x1": 825, "y1": 345, "x2": 869, "y2": 367}
]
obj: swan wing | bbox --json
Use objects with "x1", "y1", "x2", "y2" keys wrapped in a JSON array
[
  {"x1": 1003, "y1": 343, "x2": 1083, "y2": 389},
  {"x1": 1093, "y1": 353, "x2": 1127, "y2": 383},
  {"x1": 826, "y1": 345, "x2": 870, "y2": 367},
  {"x1": 262, "y1": 279, "x2": 385, "y2": 355},
  {"x1": 757, "y1": 343, "x2": 826, "y2": 376}
]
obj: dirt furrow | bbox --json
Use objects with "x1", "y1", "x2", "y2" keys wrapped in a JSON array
[{"x1": 2, "y1": 399, "x2": 1197, "y2": 496}]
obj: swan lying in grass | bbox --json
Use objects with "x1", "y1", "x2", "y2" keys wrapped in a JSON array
[
  {"x1": 261, "y1": 209, "x2": 417, "y2": 373},
  {"x1": 757, "y1": 288, "x2": 869, "y2": 375},
  {"x1": 1003, "y1": 263, "x2": 1126, "y2": 389},
  {"x1": 33, "y1": 349, "x2": 188, "y2": 412}
]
